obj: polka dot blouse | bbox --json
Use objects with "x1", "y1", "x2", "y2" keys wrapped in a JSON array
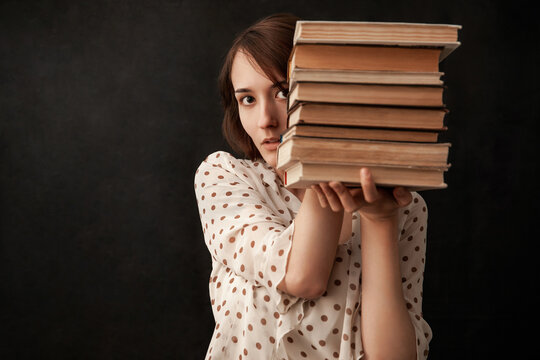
[{"x1": 194, "y1": 151, "x2": 432, "y2": 359}]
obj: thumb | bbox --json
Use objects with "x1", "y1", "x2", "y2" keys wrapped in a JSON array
[{"x1": 393, "y1": 187, "x2": 412, "y2": 207}]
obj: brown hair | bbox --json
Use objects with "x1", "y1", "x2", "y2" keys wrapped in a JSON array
[{"x1": 219, "y1": 13, "x2": 300, "y2": 160}]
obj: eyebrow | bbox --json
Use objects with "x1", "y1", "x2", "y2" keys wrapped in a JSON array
[{"x1": 235, "y1": 80, "x2": 288, "y2": 94}]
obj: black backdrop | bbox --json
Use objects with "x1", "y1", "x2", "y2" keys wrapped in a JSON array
[{"x1": 2, "y1": 0, "x2": 539, "y2": 359}]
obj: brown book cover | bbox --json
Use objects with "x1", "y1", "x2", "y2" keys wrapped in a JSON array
[{"x1": 288, "y1": 44, "x2": 442, "y2": 80}]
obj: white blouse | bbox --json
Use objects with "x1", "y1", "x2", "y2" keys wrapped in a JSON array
[{"x1": 194, "y1": 151, "x2": 432, "y2": 360}]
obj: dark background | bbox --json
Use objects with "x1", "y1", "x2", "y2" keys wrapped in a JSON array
[{"x1": 2, "y1": 0, "x2": 538, "y2": 359}]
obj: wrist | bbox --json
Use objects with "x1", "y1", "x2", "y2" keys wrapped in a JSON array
[{"x1": 359, "y1": 213, "x2": 400, "y2": 244}]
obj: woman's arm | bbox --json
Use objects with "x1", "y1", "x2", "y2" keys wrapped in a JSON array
[
  {"x1": 277, "y1": 188, "x2": 344, "y2": 299},
  {"x1": 307, "y1": 169, "x2": 417, "y2": 360},
  {"x1": 359, "y1": 216, "x2": 416, "y2": 360}
]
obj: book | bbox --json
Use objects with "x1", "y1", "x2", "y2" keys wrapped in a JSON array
[
  {"x1": 288, "y1": 82, "x2": 444, "y2": 109},
  {"x1": 283, "y1": 161, "x2": 448, "y2": 190},
  {"x1": 288, "y1": 44, "x2": 442, "y2": 80},
  {"x1": 293, "y1": 21, "x2": 461, "y2": 60},
  {"x1": 279, "y1": 20, "x2": 460, "y2": 190},
  {"x1": 277, "y1": 136, "x2": 451, "y2": 170},
  {"x1": 287, "y1": 102, "x2": 448, "y2": 130},
  {"x1": 290, "y1": 68, "x2": 444, "y2": 88},
  {"x1": 282, "y1": 124, "x2": 440, "y2": 143}
]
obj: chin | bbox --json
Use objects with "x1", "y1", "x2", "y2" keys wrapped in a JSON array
[{"x1": 261, "y1": 153, "x2": 277, "y2": 168}]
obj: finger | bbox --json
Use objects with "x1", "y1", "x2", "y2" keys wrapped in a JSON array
[
  {"x1": 393, "y1": 186, "x2": 413, "y2": 207},
  {"x1": 328, "y1": 181, "x2": 358, "y2": 213},
  {"x1": 319, "y1": 182, "x2": 343, "y2": 212},
  {"x1": 311, "y1": 184, "x2": 328, "y2": 208},
  {"x1": 360, "y1": 168, "x2": 379, "y2": 203}
]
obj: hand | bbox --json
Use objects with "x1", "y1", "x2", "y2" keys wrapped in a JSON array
[{"x1": 310, "y1": 168, "x2": 412, "y2": 222}]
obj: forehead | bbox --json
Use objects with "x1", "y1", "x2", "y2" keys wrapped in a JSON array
[{"x1": 230, "y1": 51, "x2": 280, "y2": 88}]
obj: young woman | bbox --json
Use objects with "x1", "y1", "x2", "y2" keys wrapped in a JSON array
[{"x1": 194, "y1": 13, "x2": 432, "y2": 360}]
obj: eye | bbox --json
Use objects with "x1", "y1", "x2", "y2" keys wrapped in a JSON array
[
  {"x1": 241, "y1": 96, "x2": 255, "y2": 105},
  {"x1": 276, "y1": 89, "x2": 289, "y2": 99}
]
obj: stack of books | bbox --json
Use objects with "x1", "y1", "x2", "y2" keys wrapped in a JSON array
[{"x1": 276, "y1": 21, "x2": 461, "y2": 190}]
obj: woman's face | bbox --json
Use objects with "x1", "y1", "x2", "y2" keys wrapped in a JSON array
[{"x1": 230, "y1": 50, "x2": 288, "y2": 168}]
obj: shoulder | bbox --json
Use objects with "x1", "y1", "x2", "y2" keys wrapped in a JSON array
[
  {"x1": 405, "y1": 192, "x2": 428, "y2": 216},
  {"x1": 398, "y1": 192, "x2": 428, "y2": 234},
  {"x1": 194, "y1": 151, "x2": 280, "y2": 191}
]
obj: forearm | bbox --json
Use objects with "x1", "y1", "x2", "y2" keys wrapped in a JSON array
[
  {"x1": 278, "y1": 189, "x2": 343, "y2": 299},
  {"x1": 360, "y1": 216, "x2": 416, "y2": 360}
]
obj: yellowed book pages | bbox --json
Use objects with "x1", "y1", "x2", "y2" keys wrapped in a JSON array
[
  {"x1": 281, "y1": 125, "x2": 440, "y2": 143},
  {"x1": 287, "y1": 102, "x2": 447, "y2": 130},
  {"x1": 277, "y1": 136, "x2": 451, "y2": 170},
  {"x1": 293, "y1": 21, "x2": 461, "y2": 60},
  {"x1": 288, "y1": 82, "x2": 444, "y2": 108},
  {"x1": 283, "y1": 161, "x2": 448, "y2": 190},
  {"x1": 290, "y1": 68, "x2": 444, "y2": 88}
]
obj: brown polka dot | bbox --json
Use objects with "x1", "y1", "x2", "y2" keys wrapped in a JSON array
[
  {"x1": 269, "y1": 336, "x2": 275, "y2": 344},
  {"x1": 306, "y1": 325, "x2": 313, "y2": 331},
  {"x1": 270, "y1": 265, "x2": 277, "y2": 272},
  {"x1": 333, "y1": 352, "x2": 339, "y2": 358},
  {"x1": 273, "y1": 312, "x2": 279, "y2": 319},
  {"x1": 332, "y1": 328, "x2": 339, "y2": 334},
  {"x1": 236, "y1": 312, "x2": 242, "y2": 319},
  {"x1": 261, "y1": 318, "x2": 266, "y2": 325},
  {"x1": 287, "y1": 337, "x2": 293, "y2": 343},
  {"x1": 264, "y1": 295, "x2": 270, "y2": 302},
  {"x1": 334, "y1": 279, "x2": 341, "y2": 286},
  {"x1": 333, "y1": 304, "x2": 341, "y2": 311},
  {"x1": 232, "y1": 336, "x2": 238, "y2": 343},
  {"x1": 283, "y1": 299, "x2": 290, "y2": 306},
  {"x1": 300, "y1": 351, "x2": 307, "y2": 358},
  {"x1": 319, "y1": 340, "x2": 326, "y2": 346},
  {"x1": 321, "y1": 315, "x2": 328, "y2": 322}
]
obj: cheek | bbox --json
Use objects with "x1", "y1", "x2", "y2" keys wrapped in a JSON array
[
  {"x1": 278, "y1": 102, "x2": 288, "y2": 128},
  {"x1": 238, "y1": 109, "x2": 256, "y2": 139}
]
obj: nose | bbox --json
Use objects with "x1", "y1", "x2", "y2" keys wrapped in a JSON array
[{"x1": 257, "y1": 98, "x2": 278, "y2": 129}]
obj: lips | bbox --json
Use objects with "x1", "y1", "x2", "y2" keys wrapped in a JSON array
[{"x1": 262, "y1": 137, "x2": 280, "y2": 145}]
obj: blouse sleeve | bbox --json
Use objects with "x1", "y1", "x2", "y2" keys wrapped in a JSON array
[
  {"x1": 194, "y1": 152, "x2": 300, "y2": 313},
  {"x1": 398, "y1": 193, "x2": 433, "y2": 360}
]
